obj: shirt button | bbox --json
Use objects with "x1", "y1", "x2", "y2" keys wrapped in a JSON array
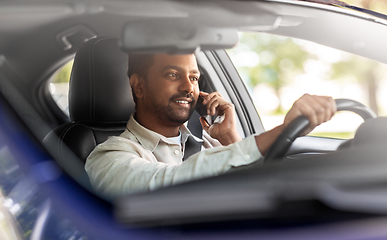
[
  {"x1": 244, "y1": 154, "x2": 250, "y2": 160},
  {"x1": 174, "y1": 150, "x2": 179, "y2": 155}
]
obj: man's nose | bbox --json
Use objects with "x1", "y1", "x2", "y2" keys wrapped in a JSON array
[{"x1": 179, "y1": 75, "x2": 194, "y2": 93}]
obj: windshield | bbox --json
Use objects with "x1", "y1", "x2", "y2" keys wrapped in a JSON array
[{"x1": 296, "y1": 0, "x2": 387, "y2": 16}]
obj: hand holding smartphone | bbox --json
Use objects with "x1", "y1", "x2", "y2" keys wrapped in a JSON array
[{"x1": 195, "y1": 94, "x2": 215, "y2": 125}]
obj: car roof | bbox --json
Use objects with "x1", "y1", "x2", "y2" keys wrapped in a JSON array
[{"x1": 1, "y1": 0, "x2": 386, "y2": 68}]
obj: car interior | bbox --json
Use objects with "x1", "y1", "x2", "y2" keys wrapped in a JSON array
[
  {"x1": 38, "y1": 33, "x2": 387, "y2": 226},
  {"x1": 2, "y1": 0, "x2": 387, "y2": 237},
  {"x1": 40, "y1": 33, "x2": 353, "y2": 197}
]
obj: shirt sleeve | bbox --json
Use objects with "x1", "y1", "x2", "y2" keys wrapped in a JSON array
[{"x1": 85, "y1": 134, "x2": 262, "y2": 198}]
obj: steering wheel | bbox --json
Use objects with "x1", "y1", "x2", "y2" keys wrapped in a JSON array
[{"x1": 264, "y1": 99, "x2": 377, "y2": 163}]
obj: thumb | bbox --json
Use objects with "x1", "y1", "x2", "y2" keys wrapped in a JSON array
[{"x1": 199, "y1": 117, "x2": 210, "y2": 133}]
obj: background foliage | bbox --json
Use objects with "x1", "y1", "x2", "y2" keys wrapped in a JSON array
[{"x1": 228, "y1": 0, "x2": 387, "y2": 115}]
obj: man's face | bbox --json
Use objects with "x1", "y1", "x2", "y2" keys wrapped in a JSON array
[{"x1": 140, "y1": 54, "x2": 200, "y2": 127}]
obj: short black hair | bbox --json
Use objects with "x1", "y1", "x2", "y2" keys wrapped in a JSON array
[{"x1": 127, "y1": 53, "x2": 154, "y2": 104}]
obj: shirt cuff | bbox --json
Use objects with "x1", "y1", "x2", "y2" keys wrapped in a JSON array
[{"x1": 231, "y1": 134, "x2": 262, "y2": 166}]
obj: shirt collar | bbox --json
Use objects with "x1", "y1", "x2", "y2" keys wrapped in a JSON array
[{"x1": 126, "y1": 113, "x2": 202, "y2": 152}]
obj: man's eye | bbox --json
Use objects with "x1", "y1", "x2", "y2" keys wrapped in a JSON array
[
  {"x1": 190, "y1": 76, "x2": 199, "y2": 81},
  {"x1": 168, "y1": 73, "x2": 178, "y2": 78}
]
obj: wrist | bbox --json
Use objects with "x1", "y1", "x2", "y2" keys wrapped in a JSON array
[
  {"x1": 215, "y1": 130, "x2": 242, "y2": 146},
  {"x1": 255, "y1": 124, "x2": 285, "y2": 155}
]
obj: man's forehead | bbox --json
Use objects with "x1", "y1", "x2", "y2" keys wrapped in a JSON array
[{"x1": 151, "y1": 53, "x2": 199, "y2": 71}]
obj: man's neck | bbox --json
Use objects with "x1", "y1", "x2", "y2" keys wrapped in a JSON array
[{"x1": 134, "y1": 112, "x2": 182, "y2": 138}]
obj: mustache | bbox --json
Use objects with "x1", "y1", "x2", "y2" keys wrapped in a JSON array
[{"x1": 170, "y1": 93, "x2": 196, "y2": 103}]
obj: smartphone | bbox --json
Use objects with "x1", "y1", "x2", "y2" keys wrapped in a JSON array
[{"x1": 195, "y1": 95, "x2": 215, "y2": 125}]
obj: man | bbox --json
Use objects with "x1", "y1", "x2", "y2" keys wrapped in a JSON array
[{"x1": 85, "y1": 53, "x2": 336, "y2": 198}]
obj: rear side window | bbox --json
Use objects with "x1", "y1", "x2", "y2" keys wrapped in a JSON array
[{"x1": 48, "y1": 59, "x2": 74, "y2": 116}]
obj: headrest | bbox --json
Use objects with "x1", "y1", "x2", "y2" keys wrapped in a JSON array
[{"x1": 69, "y1": 37, "x2": 134, "y2": 125}]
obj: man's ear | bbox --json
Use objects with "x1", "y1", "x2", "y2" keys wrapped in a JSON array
[{"x1": 129, "y1": 73, "x2": 144, "y2": 99}]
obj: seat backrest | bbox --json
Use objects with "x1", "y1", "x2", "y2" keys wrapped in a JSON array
[{"x1": 44, "y1": 36, "x2": 134, "y2": 163}]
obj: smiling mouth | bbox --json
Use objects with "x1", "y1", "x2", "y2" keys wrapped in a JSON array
[
  {"x1": 171, "y1": 94, "x2": 194, "y2": 107},
  {"x1": 174, "y1": 100, "x2": 190, "y2": 104}
]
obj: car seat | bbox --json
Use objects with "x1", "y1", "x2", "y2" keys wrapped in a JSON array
[{"x1": 44, "y1": 37, "x2": 133, "y2": 165}]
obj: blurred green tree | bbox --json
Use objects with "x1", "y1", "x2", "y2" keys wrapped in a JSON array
[
  {"x1": 345, "y1": 0, "x2": 387, "y2": 14},
  {"x1": 52, "y1": 60, "x2": 74, "y2": 83},
  {"x1": 330, "y1": 0, "x2": 387, "y2": 114},
  {"x1": 229, "y1": 0, "x2": 387, "y2": 115},
  {"x1": 228, "y1": 33, "x2": 311, "y2": 113}
]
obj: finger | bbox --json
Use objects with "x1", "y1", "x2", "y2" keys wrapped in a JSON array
[
  {"x1": 199, "y1": 92, "x2": 209, "y2": 105},
  {"x1": 306, "y1": 95, "x2": 336, "y2": 124},
  {"x1": 205, "y1": 93, "x2": 222, "y2": 115},
  {"x1": 321, "y1": 96, "x2": 336, "y2": 121},
  {"x1": 292, "y1": 101, "x2": 318, "y2": 135},
  {"x1": 209, "y1": 100, "x2": 220, "y2": 116},
  {"x1": 297, "y1": 95, "x2": 336, "y2": 133},
  {"x1": 300, "y1": 103, "x2": 319, "y2": 128},
  {"x1": 199, "y1": 117, "x2": 210, "y2": 132},
  {"x1": 292, "y1": 95, "x2": 321, "y2": 127},
  {"x1": 199, "y1": 91, "x2": 209, "y2": 99},
  {"x1": 201, "y1": 91, "x2": 218, "y2": 105},
  {"x1": 309, "y1": 99, "x2": 326, "y2": 125},
  {"x1": 203, "y1": 92, "x2": 220, "y2": 104},
  {"x1": 285, "y1": 94, "x2": 336, "y2": 136},
  {"x1": 208, "y1": 97, "x2": 231, "y2": 116}
]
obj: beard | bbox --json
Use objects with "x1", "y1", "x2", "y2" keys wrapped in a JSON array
[{"x1": 147, "y1": 92, "x2": 197, "y2": 127}]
